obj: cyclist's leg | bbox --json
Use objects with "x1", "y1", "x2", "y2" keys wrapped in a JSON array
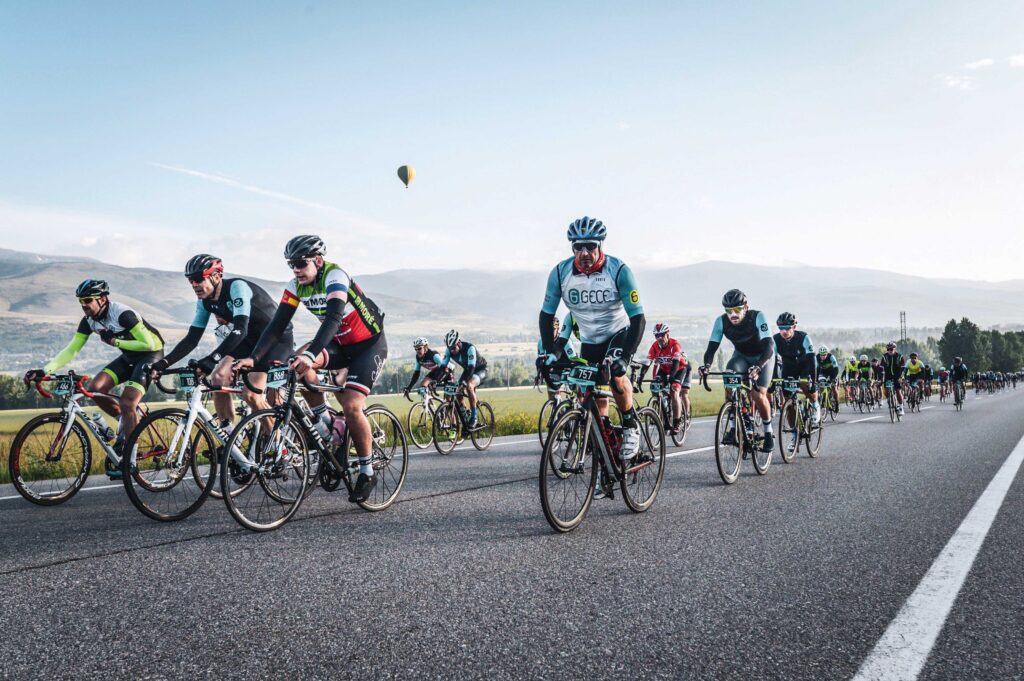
[
  {"x1": 334, "y1": 333, "x2": 388, "y2": 463},
  {"x1": 680, "y1": 366, "x2": 692, "y2": 417},
  {"x1": 209, "y1": 355, "x2": 239, "y2": 423},
  {"x1": 87, "y1": 366, "x2": 120, "y2": 419},
  {"x1": 749, "y1": 355, "x2": 774, "y2": 424}
]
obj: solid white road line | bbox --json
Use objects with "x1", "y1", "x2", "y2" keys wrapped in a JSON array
[
  {"x1": 0, "y1": 483, "x2": 123, "y2": 502},
  {"x1": 667, "y1": 445, "x2": 714, "y2": 458},
  {"x1": 852, "y1": 430, "x2": 1024, "y2": 681},
  {"x1": 848, "y1": 415, "x2": 883, "y2": 424}
]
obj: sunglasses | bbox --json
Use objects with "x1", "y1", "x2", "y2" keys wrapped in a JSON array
[
  {"x1": 78, "y1": 296, "x2": 101, "y2": 304},
  {"x1": 571, "y1": 241, "x2": 601, "y2": 253},
  {"x1": 725, "y1": 306, "x2": 744, "y2": 315},
  {"x1": 187, "y1": 275, "x2": 209, "y2": 284},
  {"x1": 654, "y1": 332, "x2": 668, "y2": 338},
  {"x1": 778, "y1": 325, "x2": 793, "y2": 331},
  {"x1": 287, "y1": 257, "x2": 313, "y2": 270}
]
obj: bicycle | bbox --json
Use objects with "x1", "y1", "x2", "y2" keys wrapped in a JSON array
[
  {"x1": 905, "y1": 379, "x2": 922, "y2": 413},
  {"x1": 537, "y1": 368, "x2": 576, "y2": 449},
  {"x1": 8, "y1": 372, "x2": 152, "y2": 506},
  {"x1": 430, "y1": 381, "x2": 495, "y2": 454},
  {"x1": 405, "y1": 385, "x2": 443, "y2": 450},
  {"x1": 777, "y1": 378, "x2": 823, "y2": 463},
  {"x1": 703, "y1": 371, "x2": 772, "y2": 484},
  {"x1": 219, "y1": 367, "x2": 408, "y2": 531},
  {"x1": 643, "y1": 374, "x2": 689, "y2": 446},
  {"x1": 952, "y1": 380, "x2": 966, "y2": 411},
  {"x1": 818, "y1": 377, "x2": 839, "y2": 422},
  {"x1": 855, "y1": 379, "x2": 875, "y2": 413},
  {"x1": 539, "y1": 361, "x2": 665, "y2": 532},
  {"x1": 884, "y1": 380, "x2": 903, "y2": 423}
]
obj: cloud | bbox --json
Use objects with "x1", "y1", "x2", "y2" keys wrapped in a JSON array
[
  {"x1": 149, "y1": 162, "x2": 339, "y2": 213},
  {"x1": 941, "y1": 75, "x2": 974, "y2": 90},
  {"x1": 1010, "y1": 54, "x2": 1024, "y2": 67},
  {"x1": 964, "y1": 58, "x2": 994, "y2": 69}
]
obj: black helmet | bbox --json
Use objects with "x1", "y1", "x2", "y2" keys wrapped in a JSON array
[
  {"x1": 954, "y1": 356, "x2": 962, "y2": 363},
  {"x1": 184, "y1": 254, "x2": 224, "y2": 280},
  {"x1": 283, "y1": 235, "x2": 326, "y2": 260},
  {"x1": 776, "y1": 312, "x2": 797, "y2": 327},
  {"x1": 722, "y1": 289, "x2": 747, "y2": 308},
  {"x1": 76, "y1": 279, "x2": 109, "y2": 298}
]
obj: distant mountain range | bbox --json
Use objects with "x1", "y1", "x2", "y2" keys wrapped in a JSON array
[{"x1": 1, "y1": 249, "x2": 1021, "y2": 349}]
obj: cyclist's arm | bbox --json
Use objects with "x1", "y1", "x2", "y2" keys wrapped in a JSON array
[
  {"x1": 250, "y1": 296, "x2": 298, "y2": 363},
  {"x1": 205, "y1": 280, "x2": 254, "y2": 362},
  {"x1": 405, "y1": 360, "x2": 422, "y2": 392},
  {"x1": 458, "y1": 346, "x2": 478, "y2": 384},
  {"x1": 43, "y1": 318, "x2": 92, "y2": 373},
  {"x1": 754, "y1": 311, "x2": 774, "y2": 367},
  {"x1": 703, "y1": 316, "x2": 724, "y2": 367},
  {"x1": 615, "y1": 264, "x2": 645, "y2": 357},
  {"x1": 538, "y1": 264, "x2": 564, "y2": 353},
  {"x1": 112, "y1": 311, "x2": 162, "y2": 352},
  {"x1": 162, "y1": 302, "x2": 211, "y2": 367}
]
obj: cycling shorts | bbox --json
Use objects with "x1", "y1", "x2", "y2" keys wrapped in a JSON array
[
  {"x1": 726, "y1": 351, "x2": 774, "y2": 389},
  {"x1": 580, "y1": 326, "x2": 633, "y2": 383},
  {"x1": 103, "y1": 351, "x2": 164, "y2": 392},
  {"x1": 322, "y1": 333, "x2": 388, "y2": 395}
]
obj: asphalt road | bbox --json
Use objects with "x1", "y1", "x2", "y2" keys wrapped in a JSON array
[{"x1": 1, "y1": 389, "x2": 1023, "y2": 680}]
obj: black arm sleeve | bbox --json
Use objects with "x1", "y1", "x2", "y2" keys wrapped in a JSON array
[
  {"x1": 670, "y1": 359, "x2": 680, "y2": 374},
  {"x1": 459, "y1": 366, "x2": 475, "y2": 384},
  {"x1": 758, "y1": 337, "x2": 774, "y2": 366},
  {"x1": 117, "y1": 309, "x2": 141, "y2": 329},
  {"x1": 306, "y1": 298, "x2": 346, "y2": 358},
  {"x1": 703, "y1": 340, "x2": 721, "y2": 368},
  {"x1": 638, "y1": 363, "x2": 650, "y2": 382},
  {"x1": 622, "y1": 313, "x2": 646, "y2": 358},
  {"x1": 539, "y1": 311, "x2": 555, "y2": 354},
  {"x1": 251, "y1": 304, "x2": 298, "y2": 363},
  {"x1": 206, "y1": 315, "x2": 250, "y2": 361},
  {"x1": 163, "y1": 325, "x2": 206, "y2": 367},
  {"x1": 405, "y1": 369, "x2": 421, "y2": 392}
]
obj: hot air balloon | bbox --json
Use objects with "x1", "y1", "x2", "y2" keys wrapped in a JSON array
[{"x1": 397, "y1": 165, "x2": 415, "y2": 188}]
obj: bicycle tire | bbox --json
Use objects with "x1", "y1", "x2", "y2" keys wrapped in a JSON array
[
  {"x1": 621, "y1": 407, "x2": 666, "y2": 513},
  {"x1": 805, "y1": 407, "x2": 823, "y2": 458},
  {"x1": 431, "y1": 402, "x2": 460, "y2": 455},
  {"x1": 539, "y1": 409, "x2": 596, "y2": 532},
  {"x1": 471, "y1": 402, "x2": 495, "y2": 451},
  {"x1": 350, "y1": 405, "x2": 409, "y2": 511},
  {"x1": 407, "y1": 401, "x2": 433, "y2": 450},
  {"x1": 714, "y1": 402, "x2": 742, "y2": 485},
  {"x1": 778, "y1": 398, "x2": 798, "y2": 464},
  {"x1": 8, "y1": 413, "x2": 92, "y2": 506},
  {"x1": 750, "y1": 409, "x2": 771, "y2": 476},
  {"x1": 121, "y1": 408, "x2": 218, "y2": 522},
  {"x1": 537, "y1": 398, "x2": 556, "y2": 449}
]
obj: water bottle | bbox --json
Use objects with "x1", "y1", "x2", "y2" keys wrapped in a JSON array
[
  {"x1": 88, "y1": 412, "x2": 115, "y2": 442},
  {"x1": 331, "y1": 413, "x2": 348, "y2": 447}
]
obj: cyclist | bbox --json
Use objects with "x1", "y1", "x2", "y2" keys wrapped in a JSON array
[
  {"x1": 773, "y1": 312, "x2": 819, "y2": 430},
  {"x1": 636, "y1": 322, "x2": 688, "y2": 434},
  {"x1": 233, "y1": 235, "x2": 387, "y2": 503},
  {"x1": 698, "y1": 289, "x2": 775, "y2": 452},
  {"x1": 535, "y1": 314, "x2": 581, "y2": 395},
  {"x1": 24, "y1": 279, "x2": 165, "y2": 478},
  {"x1": 438, "y1": 330, "x2": 488, "y2": 428},
  {"x1": 905, "y1": 352, "x2": 926, "y2": 401},
  {"x1": 937, "y1": 365, "x2": 950, "y2": 399},
  {"x1": 871, "y1": 357, "x2": 885, "y2": 401},
  {"x1": 539, "y1": 216, "x2": 646, "y2": 461},
  {"x1": 879, "y1": 341, "x2": 906, "y2": 415},
  {"x1": 843, "y1": 355, "x2": 860, "y2": 401},
  {"x1": 816, "y1": 346, "x2": 840, "y2": 409},
  {"x1": 151, "y1": 254, "x2": 294, "y2": 427},
  {"x1": 403, "y1": 337, "x2": 453, "y2": 398}
]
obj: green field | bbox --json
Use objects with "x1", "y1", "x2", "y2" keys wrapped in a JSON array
[{"x1": 0, "y1": 384, "x2": 726, "y2": 485}]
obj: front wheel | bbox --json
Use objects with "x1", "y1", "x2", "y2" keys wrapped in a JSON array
[
  {"x1": 539, "y1": 409, "x2": 596, "y2": 532},
  {"x1": 431, "y1": 402, "x2": 460, "y2": 455},
  {"x1": 8, "y1": 413, "x2": 92, "y2": 506},
  {"x1": 714, "y1": 402, "x2": 742, "y2": 485},
  {"x1": 407, "y1": 401, "x2": 434, "y2": 450},
  {"x1": 350, "y1": 405, "x2": 409, "y2": 511},
  {"x1": 471, "y1": 402, "x2": 495, "y2": 451},
  {"x1": 621, "y1": 407, "x2": 666, "y2": 513}
]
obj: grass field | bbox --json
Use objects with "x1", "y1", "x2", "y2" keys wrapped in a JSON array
[{"x1": 0, "y1": 383, "x2": 726, "y2": 486}]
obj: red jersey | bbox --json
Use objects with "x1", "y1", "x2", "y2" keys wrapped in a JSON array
[{"x1": 647, "y1": 338, "x2": 685, "y2": 375}]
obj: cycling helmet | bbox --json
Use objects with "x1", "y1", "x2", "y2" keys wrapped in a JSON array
[
  {"x1": 653, "y1": 322, "x2": 670, "y2": 336},
  {"x1": 283, "y1": 234, "x2": 326, "y2": 260},
  {"x1": 954, "y1": 356, "x2": 963, "y2": 363},
  {"x1": 886, "y1": 341, "x2": 897, "y2": 350},
  {"x1": 444, "y1": 329, "x2": 460, "y2": 348},
  {"x1": 817, "y1": 346, "x2": 829, "y2": 355},
  {"x1": 909, "y1": 352, "x2": 919, "y2": 359},
  {"x1": 75, "y1": 279, "x2": 109, "y2": 298},
  {"x1": 776, "y1": 312, "x2": 797, "y2": 327},
  {"x1": 184, "y1": 254, "x2": 224, "y2": 280},
  {"x1": 859, "y1": 354, "x2": 868, "y2": 361},
  {"x1": 566, "y1": 216, "x2": 607, "y2": 242},
  {"x1": 939, "y1": 366, "x2": 946, "y2": 371},
  {"x1": 412, "y1": 337, "x2": 428, "y2": 349},
  {"x1": 722, "y1": 289, "x2": 747, "y2": 308}
]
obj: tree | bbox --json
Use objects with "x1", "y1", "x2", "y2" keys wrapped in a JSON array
[{"x1": 938, "y1": 318, "x2": 988, "y2": 369}]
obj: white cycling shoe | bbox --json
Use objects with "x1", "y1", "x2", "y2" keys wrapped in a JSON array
[{"x1": 620, "y1": 425, "x2": 640, "y2": 461}]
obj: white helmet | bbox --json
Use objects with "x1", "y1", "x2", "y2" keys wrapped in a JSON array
[
  {"x1": 859, "y1": 354, "x2": 868, "y2": 361},
  {"x1": 412, "y1": 337, "x2": 428, "y2": 349},
  {"x1": 444, "y1": 329, "x2": 460, "y2": 348},
  {"x1": 939, "y1": 366, "x2": 946, "y2": 371},
  {"x1": 817, "y1": 346, "x2": 829, "y2": 355}
]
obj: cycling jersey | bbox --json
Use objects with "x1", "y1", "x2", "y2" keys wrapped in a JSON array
[
  {"x1": 281, "y1": 262, "x2": 383, "y2": 346},
  {"x1": 856, "y1": 361, "x2": 873, "y2": 381},
  {"x1": 44, "y1": 300, "x2": 164, "y2": 374},
  {"x1": 938, "y1": 370, "x2": 950, "y2": 382},
  {"x1": 773, "y1": 330, "x2": 816, "y2": 375},
  {"x1": 442, "y1": 341, "x2": 488, "y2": 384},
  {"x1": 950, "y1": 364, "x2": 969, "y2": 380},
  {"x1": 541, "y1": 255, "x2": 643, "y2": 344},
  {"x1": 647, "y1": 338, "x2": 685, "y2": 377},
  {"x1": 817, "y1": 354, "x2": 839, "y2": 371},
  {"x1": 905, "y1": 359, "x2": 924, "y2": 376},
  {"x1": 880, "y1": 353, "x2": 906, "y2": 380},
  {"x1": 844, "y1": 361, "x2": 858, "y2": 379},
  {"x1": 703, "y1": 310, "x2": 773, "y2": 366}
]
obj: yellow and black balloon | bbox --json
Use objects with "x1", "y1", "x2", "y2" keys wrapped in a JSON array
[{"x1": 397, "y1": 165, "x2": 415, "y2": 188}]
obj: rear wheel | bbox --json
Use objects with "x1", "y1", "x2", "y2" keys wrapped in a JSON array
[
  {"x1": 431, "y1": 402, "x2": 460, "y2": 455},
  {"x1": 8, "y1": 413, "x2": 92, "y2": 506},
  {"x1": 778, "y1": 398, "x2": 799, "y2": 464},
  {"x1": 539, "y1": 409, "x2": 596, "y2": 532},
  {"x1": 352, "y1": 405, "x2": 408, "y2": 511}
]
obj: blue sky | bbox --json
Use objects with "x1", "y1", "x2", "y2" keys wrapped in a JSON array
[{"x1": 1, "y1": 1, "x2": 1022, "y2": 280}]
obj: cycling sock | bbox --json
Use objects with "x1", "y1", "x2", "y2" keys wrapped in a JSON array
[
  {"x1": 470, "y1": 407, "x2": 478, "y2": 421},
  {"x1": 311, "y1": 402, "x2": 327, "y2": 417},
  {"x1": 763, "y1": 422, "x2": 773, "y2": 434},
  {"x1": 358, "y1": 457, "x2": 373, "y2": 476},
  {"x1": 621, "y1": 409, "x2": 638, "y2": 429}
]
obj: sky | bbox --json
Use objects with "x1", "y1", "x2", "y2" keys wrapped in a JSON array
[{"x1": 1, "y1": 1, "x2": 1022, "y2": 281}]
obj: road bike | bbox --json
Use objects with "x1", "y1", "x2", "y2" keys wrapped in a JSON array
[
  {"x1": 219, "y1": 367, "x2": 408, "y2": 531},
  {"x1": 777, "y1": 378, "x2": 823, "y2": 463},
  {"x1": 952, "y1": 380, "x2": 966, "y2": 411},
  {"x1": 643, "y1": 374, "x2": 690, "y2": 446},
  {"x1": 537, "y1": 368, "x2": 576, "y2": 449},
  {"x1": 855, "y1": 379, "x2": 876, "y2": 413},
  {"x1": 818, "y1": 377, "x2": 839, "y2": 422},
  {"x1": 405, "y1": 385, "x2": 443, "y2": 449},
  {"x1": 8, "y1": 372, "x2": 154, "y2": 506},
  {"x1": 703, "y1": 371, "x2": 772, "y2": 484},
  {"x1": 430, "y1": 381, "x2": 495, "y2": 454},
  {"x1": 539, "y1": 362, "x2": 665, "y2": 533},
  {"x1": 884, "y1": 380, "x2": 903, "y2": 423},
  {"x1": 905, "y1": 379, "x2": 923, "y2": 413}
]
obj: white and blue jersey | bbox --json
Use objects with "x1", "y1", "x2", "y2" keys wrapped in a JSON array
[{"x1": 541, "y1": 255, "x2": 643, "y2": 345}]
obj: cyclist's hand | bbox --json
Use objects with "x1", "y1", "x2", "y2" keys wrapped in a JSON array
[
  {"x1": 698, "y1": 365, "x2": 710, "y2": 378},
  {"x1": 748, "y1": 365, "x2": 761, "y2": 381},
  {"x1": 289, "y1": 353, "x2": 315, "y2": 375},
  {"x1": 148, "y1": 358, "x2": 169, "y2": 381},
  {"x1": 23, "y1": 368, "x2": 45, "y2": 384},
  {"x1": 196, "y1": 356, "x2": 217, "y2": 376},
  {"x1": 544, "y1": 353, "x2": 558, "y2": 367},
  {"x1": 232, "y1": 357, "x2": 255, "y2": 372}
]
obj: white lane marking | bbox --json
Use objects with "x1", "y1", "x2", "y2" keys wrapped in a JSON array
[
  {"x1": 0, "y1": 483, "x2": 123, "y2": 502},
  {"x1": 848, "y1": 416, "x2": 883, "y2": 424},
  {"x1": 668, "y1": 445, "x2": 714, "y2": 458},
  {"x1": 921, "y1": 406, "x2": 935, "y2": 411},
  {"x1": 852, "y1": 430, "x2": 1024, "y2": 681}
]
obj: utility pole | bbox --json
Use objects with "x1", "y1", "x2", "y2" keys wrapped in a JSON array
[{"x1": 900, "y1": 311, "x2": 907, "y2": 350}]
